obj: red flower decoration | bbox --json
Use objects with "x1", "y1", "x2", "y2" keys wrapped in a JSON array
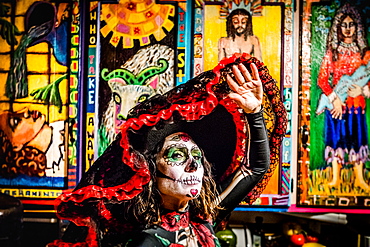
[
  {"x1": 179, "y1": 133, "x2": 191, "y2": 142},
  {"x1": 133, "y1": 27, "x2": 141, "y2": 35},
  {"x1": 160, "y1": 211, "x2": 189, "y2": 232},
  {"x1": 192, "y1": 222, "x2": 216, "y2": 247},
  {"x1": 127, "y1": 2, "x2": 136, "y2": 11},
  {"x1": 146, "y1": 11, "x2": 153, "y2": 18}
]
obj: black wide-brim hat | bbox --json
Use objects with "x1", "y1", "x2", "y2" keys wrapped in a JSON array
[{"x1": 55, "y1": 53, "x2": 287, "y2": 229}]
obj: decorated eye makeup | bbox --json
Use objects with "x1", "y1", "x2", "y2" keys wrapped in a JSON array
[
  {"x1": 163, "y1": 144, "x2": 203, "y2": 167},
  {"x1": 191, "y1": 147, "x2": 203, "y2": 166},
  {"x1": 164, "y1": 145, "x2": 188, "y2": 166}
]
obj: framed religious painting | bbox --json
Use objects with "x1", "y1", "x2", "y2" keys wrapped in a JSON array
[
  {"x1": 198, "y1": 0, "x2": 294, "y2": 208},
  {"x1": 0, "y1": 0, "x2": 80, "y2": 212},
  {"x1": 297, "y1": 0, "x2": 370, "y2": 210}
]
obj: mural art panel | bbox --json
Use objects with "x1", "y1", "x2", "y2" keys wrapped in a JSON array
[
  {"x1": 202, "y1": 1, "x2": 288, "y2": 205},
  {"x1": 0, "y1": 1, "x2": 78, "y2": 202},
  {"x1": 298, "y1": 0, "x2": 370, "y2": 208},
  {"x1": 96, "y1": 0, "x2": 177, "y2": 155}
]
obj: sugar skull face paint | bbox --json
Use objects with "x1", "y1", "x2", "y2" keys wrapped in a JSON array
[{"x1": 156, "y1": 132, "x2": 204, "y2": 202}]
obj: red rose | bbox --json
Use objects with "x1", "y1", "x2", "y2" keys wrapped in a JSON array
[
  {"x1": 161, "y1": 211, "x2": 189, "y2": 232},
  {"x1": 192, "y1": 222, "x2": 216, "y2": 247}
]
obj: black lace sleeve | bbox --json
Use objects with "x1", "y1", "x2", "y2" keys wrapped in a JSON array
[{"x1": 215, "y1": 109, "x2": 270, "y2": 224}]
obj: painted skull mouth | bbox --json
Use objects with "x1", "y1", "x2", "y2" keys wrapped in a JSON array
[
  {"x1": 157, "y1": 171, "x2": 202, "y2": 185},
  {"x1": 176, "y1": 175, "x2": 201, "y2": 185}
]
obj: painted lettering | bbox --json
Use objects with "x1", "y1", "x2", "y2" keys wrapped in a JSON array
[
  {"x1": 88, "y1": 116, "x2": 94, "y2": 126},
  {"x1": 179, "y1": 12, "x2": 185, "y2": 21}
]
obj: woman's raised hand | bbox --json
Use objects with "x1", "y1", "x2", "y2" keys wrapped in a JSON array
[{"x1": 226, "y1": 63, "x2": 263, "y2": 113}]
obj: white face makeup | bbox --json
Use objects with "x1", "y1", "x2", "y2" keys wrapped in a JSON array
[{"x1": 156, "y1": 132, "x2": 204, "y2": 203}]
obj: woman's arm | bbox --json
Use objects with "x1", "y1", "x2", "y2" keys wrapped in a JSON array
[
  {"x1": 216, "y1": 109, "x2": 269, "y2": 223},
  {"x1": 215, "y1": 63, "x2": 269, "y2": 223},
  {"x1": 318, "y1": 51, "x2": 334, "y2": 96},
  {"x1": 318, "y1": 51, "x2": 343, "y2": 119}
]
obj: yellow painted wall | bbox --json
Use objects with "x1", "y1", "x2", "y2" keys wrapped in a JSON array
[
  {"x1": 203, "y1": 5, "x2": 283, "y2": 195},
  {"x1": 203, "y1": 5, "x2": 282, "y2": 86}
]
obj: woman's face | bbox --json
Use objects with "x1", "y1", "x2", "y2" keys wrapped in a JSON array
[
  {"x1": 156, "y1": 132, "x2": 204, "y2": 202},
  {"x1": 0, "y1": 108, "x2": 46, "y2": 150},
  {"x1": 340, "y1": 16, "x2": 356, "y2": 40}
]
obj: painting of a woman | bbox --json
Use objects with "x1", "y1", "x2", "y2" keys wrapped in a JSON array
[{"x1": 317, "y1": 3, "x2": 370, "y2": 193}]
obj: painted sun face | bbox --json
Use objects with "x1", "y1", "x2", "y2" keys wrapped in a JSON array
[
  {"x1": 232, "y1": 15, "x2": 248, "y2": 35},
  {"x1": 156, "y1": 132, "x2": 204, "y2": 201},
  {"x1": 340, "y1": 16, "x2": 356, "y2": 39}
]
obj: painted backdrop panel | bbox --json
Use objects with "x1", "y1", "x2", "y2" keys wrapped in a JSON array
[
  {"x1": 203, "y1": 2, "x2": 285, "y2": 205},
  {"x1": 298, "y1": 0, "x2": 370, "y2": 208},
  {"x1": 0, "y1": 1, "x2": 79, "y2": 202},
  {"x1": 96, "y1": 0, "x2": 177, "y2": 156}
]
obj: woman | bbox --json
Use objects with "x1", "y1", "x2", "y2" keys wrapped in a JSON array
[
  {"x1": 125, "y1": 62, "x2": 269, "y2": 246},
  {"x1": 49, "y1": 53, "x2": 286, "y2": 247}
]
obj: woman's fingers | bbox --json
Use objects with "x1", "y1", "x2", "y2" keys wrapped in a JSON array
[
  {"x1": 231, "y1": 65, "x2": 245, "y2": 85},
  {"x1": 226, "y1": 62, "x2": 263, "y2": 113},
  {"x1": 250, "y1": 63, "x2": 260, "y2": 81},
  {"x1": 226, "y1": 74, "x2": 240, "y2": 92},
  {"x1": 237, "y1": 63, "x2": 253, "y2": 82},
  {"x1": 330, "y1": 108, "x2": 342, "y2": 120},
  {"x1": 227, "y1": 63, "x2": 261, "y2": 92}
]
